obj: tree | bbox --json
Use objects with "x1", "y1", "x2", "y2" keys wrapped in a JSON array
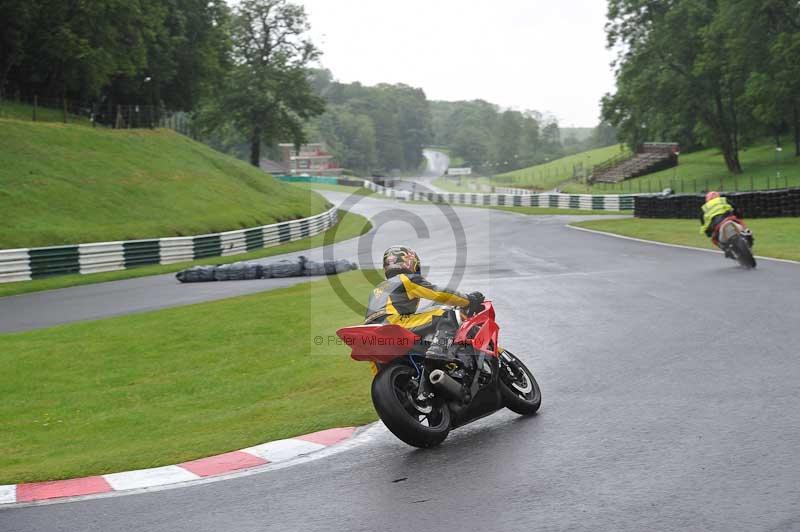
[
  {"x1": 603, "y1": 0, "x2": 753, "y2": 173},
  {"x1": 12, "y1": 0, "x2": 153, "y2": 99},
  {"x1": 0, "y1": 0, "x2": 32, "y2": 98},
  {"x1": 150, "y1": 0, "x2": 232, "y2": 110},
  {"x1": 591, "y1": 122, "x2": 619, "y2": 148},
  {"x1": 1, "y1": 0, "x2": 231, "y2": 111},
  {"x1": 306, "y1": 80, "x2": 432, "y2": 173},
  {"x1": 495, "y1": 110, "x2": 523, "y2": 172},
  {"x1": 312, "y1": 104, "x2": 378, "y2": 173},
  {"x1": 192, "y1": 0, "x2": 325, "y2": 166},
  {"x1": 736, "y1": 0, "x2": 800, "y2": 155}
]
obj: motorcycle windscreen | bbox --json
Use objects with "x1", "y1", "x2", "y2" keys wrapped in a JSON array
[{"x1": 336, "y1": 324, "x2": 420, "y2": 363}]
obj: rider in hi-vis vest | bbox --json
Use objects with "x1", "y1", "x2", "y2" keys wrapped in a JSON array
[{"x1": 700, "y1": 191, "x2": 735, "y2": 239}]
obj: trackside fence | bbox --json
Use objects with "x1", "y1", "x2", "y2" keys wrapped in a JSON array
[
  {"x1": 0, "y1": 208, "x2": 338, "y2": 284},
  {"x1": 360, "y1": 180, "x2": 637, "y2": 211}
]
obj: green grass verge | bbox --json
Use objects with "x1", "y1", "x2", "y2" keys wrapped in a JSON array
[
  {"x1": 562, "y1": 142, "x2": 800, "y2": 195},
  {"x1": 0, "y1": 210, "x2": 371, "y2": 298},
  {"x1": 488, "y1": 206, "x2": 626, "y2": 216},
  {"x1": 493, "y1": 144, "x2": 628, "y2": 190},
  {"x1": 0, "y1": 270, "x2": 380, "y2": 484},
  {"x1": 571, "y1": 217, "x2": 800, "y2": 262},
  {"x1": 287, "y1": 182, "x2": 376, "y2": 196},
  {"x1": 0, "y1": 100, "x2": 92, "y2": 125},
  {"x1": 431, "y1": 176, "x2": 492, "y2": 193},
  {"x1": 0, "y1": 118, "x2": 328, "y2": 248}
]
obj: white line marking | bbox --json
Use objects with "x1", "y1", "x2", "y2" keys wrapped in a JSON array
[
  {"x1": 567, "y1": 224, "x2": 800, "y2": 265},
  {"x1": 103, "y1": 465, "x2": 199, "y2": 491},
  {"x1": 0, "y1": 485, "x2": 16, "y2": 505},
  {"x1": 243, "y1": 439, "x2": 326, "y2": 462}
]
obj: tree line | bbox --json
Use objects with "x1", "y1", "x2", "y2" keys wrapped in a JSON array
[
  {"x1": 305, "y1": 70, "x2": 432, "y2": 174},
  {"x1": 0, "y1": 0, "x2": 230, "y2": 111},
  {"x1": 1, "y1": 0, "x2": 324, "y2": 166},
  {"x1": 603, "y1": 0, "x2": 800, "y2": 173},
  {"x1": 1, "y1": 0, "x2": 620, "y2": 175},
  {"x1": 304, "y1": 73, "x2": 618, "y2": 175}
]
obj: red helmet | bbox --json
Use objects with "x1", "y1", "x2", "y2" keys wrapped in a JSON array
[
  {"x1": 382, "y1": 245, "x2": 421, "y2": 278},
  {"x1": 705, "y1": 191, "x2": 721, "y2": 202}
]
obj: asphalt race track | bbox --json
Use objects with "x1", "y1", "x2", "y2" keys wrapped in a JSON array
[{"x1": 2, "y1": 192, "x2": 799, "y2": 531}]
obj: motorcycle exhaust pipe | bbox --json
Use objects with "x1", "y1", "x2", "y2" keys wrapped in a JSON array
[{"x1": 429, "y1": 369, "x2": 464, "y2": 401}]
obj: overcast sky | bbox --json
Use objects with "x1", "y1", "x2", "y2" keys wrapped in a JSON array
[{"x1": 294, "y1": 0, "x2": 616, "y2": 127}]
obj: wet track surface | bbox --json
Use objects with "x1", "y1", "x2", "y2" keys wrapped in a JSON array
[{"x1": 2, "y1": 192, "x2": 799, "y2": 531}]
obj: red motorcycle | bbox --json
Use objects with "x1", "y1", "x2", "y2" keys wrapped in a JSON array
[{"x1": 336, "y1": 301, "x2": 541, "y2": 448}]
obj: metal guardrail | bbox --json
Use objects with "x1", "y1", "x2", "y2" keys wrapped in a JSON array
[
  {"x1": 362, "y1": 180, "x2": 636, "y2": 211},
  {"x1": 274, "y1": 175, "x2": 341, "y2": 185},
  {"x1": 0, "y1": 208, "x2": 338, "y2": 284}
]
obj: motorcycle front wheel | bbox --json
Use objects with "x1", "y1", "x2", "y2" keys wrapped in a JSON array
[
  {"x1": 732, "y1": 235, "x2": 757, "y2": 269},
  {"x1": 498, "y1": 350, "x2": 542, "y2": 415},
  {"x1": 371, "y1": 361, "x2": 451, "y2": 448}
]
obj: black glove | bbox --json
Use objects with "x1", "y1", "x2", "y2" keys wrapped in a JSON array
[{"x1": 466, "y1": 291, "x2": 485, "y2": 315}]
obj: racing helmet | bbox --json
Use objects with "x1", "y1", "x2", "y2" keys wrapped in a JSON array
[
  {"x1": 705, "y1": 191, "x2": 721, "y2": 202},
  {"x1": 382, "y1": 246, "x2": 421, "y2": 278}
]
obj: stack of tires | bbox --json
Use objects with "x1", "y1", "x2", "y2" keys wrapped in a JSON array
[
  {"x1": 176, "y1": 256, "x2": 358, "y2": 283},
  {"x1": 634, "y1": 187, "x2": 800, "y2": 219}
]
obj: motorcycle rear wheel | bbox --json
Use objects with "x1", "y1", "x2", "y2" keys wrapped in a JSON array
[
  {"x1": 371, "y1": 361, "x2": 451, "y2": 448},
  {"x1": 498, "y1": 350, "x2": 541, "y2": 415},
  {"x1": 732, "y1": 235, "x2": 757, "y2": 269}
]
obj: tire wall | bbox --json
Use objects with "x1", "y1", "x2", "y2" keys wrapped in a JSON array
[{"x1": 634, "y1": 188, "x2": 800, "y2": 219}]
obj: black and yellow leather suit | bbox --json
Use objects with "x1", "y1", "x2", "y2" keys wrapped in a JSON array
[{"x1": 364, "y1": 273, "x2": 471, "y2": 337}]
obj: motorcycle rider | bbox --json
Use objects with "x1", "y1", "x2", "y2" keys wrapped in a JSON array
[
  {"x1": 700, "y1": 191, "x2": 746, "y2": 256},
  {"x1": 364, "y1": 245, "x2": 484, "y2": 362}
]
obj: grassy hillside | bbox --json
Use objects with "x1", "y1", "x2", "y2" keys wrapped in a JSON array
[
  {"x1": 493, "y1": 144, "x2": 629, "y2": 190},
  {"x1": 0, "y1": 99, "x2": 91, "y2": 125},
  {"x1": 0, "y1": 118, "x2": 328, "y2": 249},
  {"x1": 562, "y1": 142, "x2": 800, "y2": 194},
  {"x1": 431, "y1": 175, "x2": 490, "y2": 192}
]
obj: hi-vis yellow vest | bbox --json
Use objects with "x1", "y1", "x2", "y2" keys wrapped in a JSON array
[{"x1": 700, "y1": 197, "x2": 733, "y2": 234}]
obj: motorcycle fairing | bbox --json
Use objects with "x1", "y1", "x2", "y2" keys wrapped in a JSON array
[
  {"x1": 336, "y1": 324, "x2": 420, "y2": 363},
  {"x1": 454, "y1": 302, "x2": 500, "y2": 356}
]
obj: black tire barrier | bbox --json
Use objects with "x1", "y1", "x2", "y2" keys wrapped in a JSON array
[
  {"x1": 634, "y1": 188, "x2": 800, "y2": 219},
  {"x1": 175, "y1": 256, "x2": 358, "y2": 283},
  {"x1": 337, "y1": 178, "x2": 365, "y2": 187}
]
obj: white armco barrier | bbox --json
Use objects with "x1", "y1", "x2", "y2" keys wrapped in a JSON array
[
  {"x1": 0, "y1": 207, "x2": 338, "y2": 284},
  {"x1": 361, "y1": 180, "x2": 636, "y2": 212}
]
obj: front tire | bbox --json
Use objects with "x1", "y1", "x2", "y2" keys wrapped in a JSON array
[
  {"x1": 371, "y1": 362, "x2": 451, "y2": 448},
  {"x1": 499, "y1": 350, "x2": 541, "y2": 415}
]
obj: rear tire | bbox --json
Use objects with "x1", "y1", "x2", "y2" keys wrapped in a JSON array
[
  {"x1": 498, "y1": 350, "x2": 541, "y2": 415},
  {"x1": 371, "y1": 362, "x2": 451, "y2": 448},
  {"x1": 733, "y1": 236, "x2": 757, "y2": 269}
]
